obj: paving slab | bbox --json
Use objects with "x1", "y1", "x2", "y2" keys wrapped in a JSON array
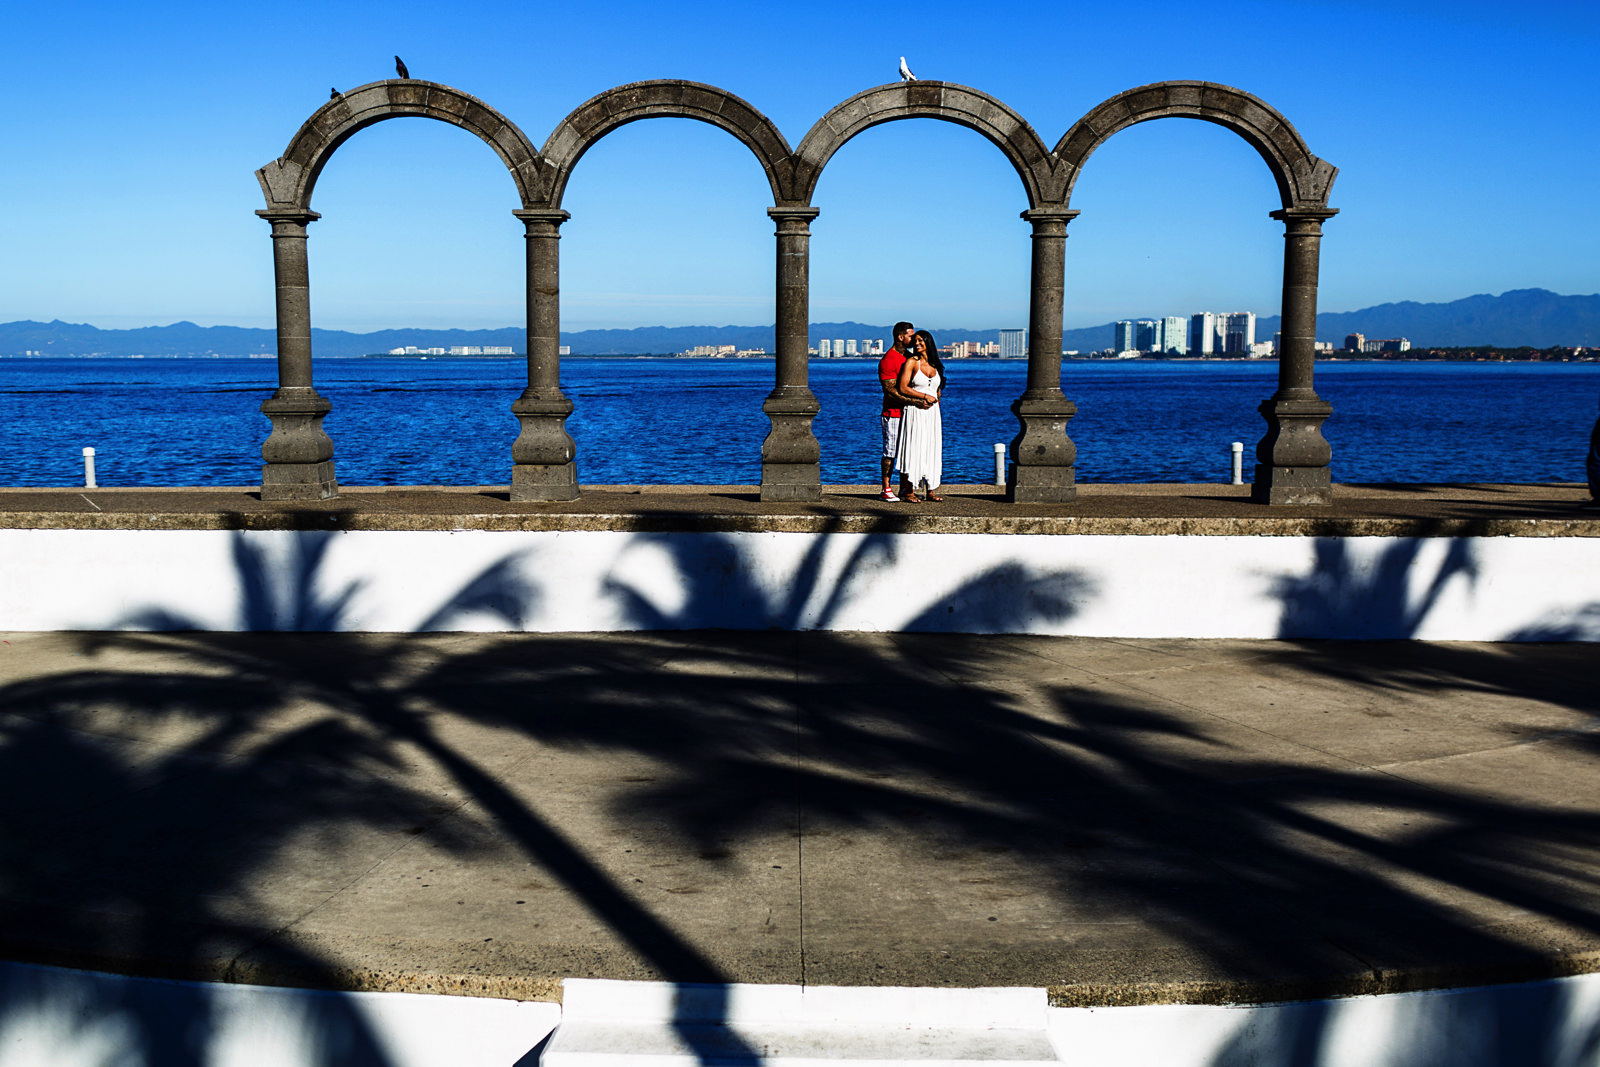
[{"x1": 2, "y1": 628, "x2": 1599, "y2": 1007}]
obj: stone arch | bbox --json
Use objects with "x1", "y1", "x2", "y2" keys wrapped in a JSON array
[
  {"x1": 792, "y1": 82, "x2": 1056, "y2": 207},
  {"x1": 1054, "y1": 81, "x2": 1337, "y2": 211},
  {"x1": 255, "y1": 79, "x2": 546, "y2": 211},
  {"x1": 539, "y1": 80, "x2": 795, "y2": 207}
]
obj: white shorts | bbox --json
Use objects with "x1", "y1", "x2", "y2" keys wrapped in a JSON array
[{"x1": 880, "y1": 414, "x2": 902, "y2": 460}]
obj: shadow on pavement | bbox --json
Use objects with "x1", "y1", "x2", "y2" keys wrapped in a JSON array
[{"x1": 2, "y1": 526, "x2": 1599, "y2": 1065}]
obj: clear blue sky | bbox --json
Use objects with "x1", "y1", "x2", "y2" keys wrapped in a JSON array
[{"x1": 3, "y1": 0, "x2": 1597, "y2": 334}]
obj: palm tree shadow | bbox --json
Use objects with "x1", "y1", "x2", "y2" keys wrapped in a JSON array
[
  {"x1": 601, "y1": 526, "x2": 1096, "y2": 633},
  {"x1": 12, "y1": 520, "x2": 1600, "y2": 1067},
  {"x1": 0, "y1": 528, "x2": 738, "y2": 1064},
  {"x1": 1271, "y1": 537, "x2": 1478, "y2": 639}
]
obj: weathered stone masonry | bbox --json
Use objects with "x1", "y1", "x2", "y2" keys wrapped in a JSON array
[{"x1": 255, "y1": 78, "x2": 1339, "y2": 505}]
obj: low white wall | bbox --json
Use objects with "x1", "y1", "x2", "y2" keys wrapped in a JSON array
[
  {"x1": 9, "y1": 962, "x2": 1598, "y2": 1067},
  {"x1": 2, "y1": 528, "x2": 1597, "y2": 640},
  {"x1": 0, "y1": 960, "x2": 557, "y2": 1067},
  {"x1": 1047, "y1": 972, "x2": 1600, "y2": 1067}
]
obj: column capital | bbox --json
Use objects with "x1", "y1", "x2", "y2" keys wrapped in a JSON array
[
  {"x1": 256, "y1": 208, "x2": 321, "y2": 230},
  {"x1": 1270, "y1": 206, "x2": 1339, "y2": 226},
  {"x1": 1020, "y1": 206, "x2": 1080, "y2": 226},
  {"x1": 513, "y1": 208, "x2": 572, "y2": 230},
  {"x1": 768, "y1": 205, "x2": 821, "y2": 222}
]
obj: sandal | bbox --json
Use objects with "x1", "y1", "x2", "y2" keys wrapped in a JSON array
[
  {"x1": 904, "y1": 492, "x2": 922, "y2": 503},
  {"x1": 927, "y1": 493, "x2": 943, "y2": 502}
]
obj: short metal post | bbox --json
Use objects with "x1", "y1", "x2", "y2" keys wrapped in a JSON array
[
  {"x1": 83, "y1": 447, "x2": 97, "y2": 489},
  {"x1": 1231, "y1": 441, "x2": 1244, "y2": 486},
  {"x1": 994, "y1": 443, "x2": 1007, "y2": 486}
]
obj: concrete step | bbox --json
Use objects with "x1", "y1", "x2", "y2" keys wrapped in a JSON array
[{"x1": 539, "y1": 980, "x2": 1062, "y2": 1066}]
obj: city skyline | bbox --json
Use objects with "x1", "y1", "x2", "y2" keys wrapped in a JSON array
[{"x1": 3, "y1": 0, "x2": 1597, "y2": 335}]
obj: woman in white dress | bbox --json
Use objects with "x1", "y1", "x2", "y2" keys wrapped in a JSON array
[{"x1": 895, "y1": 329, "x2": 946, "y2": 502}]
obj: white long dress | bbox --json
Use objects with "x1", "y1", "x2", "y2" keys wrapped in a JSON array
[{"x1": 896, "y1": 367, "x2": 942, "y2": 491}]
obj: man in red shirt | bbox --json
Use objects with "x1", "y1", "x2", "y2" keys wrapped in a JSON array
[{"x1": 878, "y1": 321, "x2": 919, "y2": 501}]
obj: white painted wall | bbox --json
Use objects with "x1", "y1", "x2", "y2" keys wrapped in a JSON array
[
  {"x1": 1046, "y1": 972, "x2": 1600, "y2": 1067},
  {"x1": 0, "y1": 960, "x2": 557, "y2": 1067},
  {"x1": 1, "y1": 529, "x2": 1597, "y2": 640},
  {"x1": 5, "y1": 962, "x2": 1600, "y2": 1067}
]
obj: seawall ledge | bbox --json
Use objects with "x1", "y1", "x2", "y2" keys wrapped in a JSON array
[{"x1": 0, "y1": 482, "x2": 1595, "y2": 537}]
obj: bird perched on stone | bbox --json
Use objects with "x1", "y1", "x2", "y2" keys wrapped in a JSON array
[
  {"x1": 330, "y1": 87, "x2": 342, "y2": 100},
  {"x1": 898, "y1": 56, "x2": 916, "y2": 82},
  {"x1": 394, "y1": 55, "x2": 410, "y2": 79}
]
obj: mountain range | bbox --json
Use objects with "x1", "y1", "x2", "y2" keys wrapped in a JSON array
[{"x1": 3, "y1": 289, "x2": 1597, "y2": 357}]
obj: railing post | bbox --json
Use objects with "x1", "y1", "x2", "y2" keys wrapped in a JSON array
[
  {"x1": 1009, "y1": 207, "x2": 1079, "y2": 502},
  {"x1": 762, "y1": 206, "x2": 823, "y2": 502},
  {"x1": 510, "y1": 208, "x2": 579, "y2": 501},
  {"x1": 1254, "y1": 207, "x2": 1338, "y2": 505},
  {"x1": 257, "y1": 209, "x2": 337, "y2": 501}
]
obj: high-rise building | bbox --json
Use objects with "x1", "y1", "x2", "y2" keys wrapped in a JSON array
[
  {"x1": 1345, "y1": 333, "x2": 1365, "y2": 353},
  {"x1": 845, "y1": 339, "x2": 858, "y2": 356},
  {"x1": 1160, "y1": 316, "x2": 1187, "y2": 355},
  {"x1": 1114, "y1": 321, "x2": 1136, "y2": 352},
  {"x1": 818, "y1": 339, "x2": 833, "y2": 358},
  {"x1": 1219, "y1": 312, "x2": 1256, "y2": 355},
  {"x1": 1134, "y1": 321, "x2": 1156, "y2": 352},
  {"x1": 833, "y1": 339, "x2": 846, "y2": 360},
  {"x1": 999, "y1": 329, "x2": 1026, "y2": 359},
  {"x1": 1189, "y1": 312, "x2": 1217, "y2": 356}
]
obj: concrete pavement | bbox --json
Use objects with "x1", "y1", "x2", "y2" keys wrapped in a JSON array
[{"x1": 2, "y1": 628, "x2": 1598, "y2": 1007}]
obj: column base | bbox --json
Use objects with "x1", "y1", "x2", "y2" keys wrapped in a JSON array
[
  {"x1": 511, "y1": 463, "x2": 579, "y2": 502},
  {"x1": 1252, "y1": 467, "x2": 1333, "y2": 506},
  {"x1": 1007, "y1": 463, "x2": 1077, "y2": 504},
  {"x1": 760, "y1": 463, "x2": 823, "y2": 502},
  {"x1": 261, "y1": 461, "x2": 337, "y2": 501}
]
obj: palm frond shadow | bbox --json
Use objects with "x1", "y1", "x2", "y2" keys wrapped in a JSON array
[
  {"x1": 600, "y1": 527, "x2": 1094, "y2": 632},
  {"x1": 1271, "y1": 537, "x2": 1478, "y2": 639},
  {"x1": 7, "y1": 524, "x2": 1600, "y2": 1066}
]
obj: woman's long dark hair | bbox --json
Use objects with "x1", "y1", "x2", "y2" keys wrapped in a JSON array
[{"x1": 913, "y1": 329, "x2": 946, "y2": 395}]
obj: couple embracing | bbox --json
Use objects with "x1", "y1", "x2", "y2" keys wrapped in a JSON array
[{"x1": 878, "y1": 321, "x2": 946, "y2": 503}]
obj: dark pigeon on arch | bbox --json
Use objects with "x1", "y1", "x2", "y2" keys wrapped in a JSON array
[{"x1": 394, "y1": 55, "x2": 409, "y2": 79}]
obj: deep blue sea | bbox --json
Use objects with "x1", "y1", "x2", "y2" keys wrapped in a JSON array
[{"x1": 3, "y1": 357, "x2": 1596, "y2": 487}]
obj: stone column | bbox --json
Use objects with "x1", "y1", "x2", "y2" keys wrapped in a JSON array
[
  {"x1": 257, "y1": 209, "x2": 337, "y2": 501},
  {"x1": 1254, "y1": 207, "x2": 1339, "y2": 505},
  {"x1": 761, "y1": 206, "x2": 823, "y2": 502},
  {"x1": 510, "y1": 209, "x2": 579, "y2": 501},
  {"x1": 1009, "y1": 207, "x2": 1080, "y2": 503}
]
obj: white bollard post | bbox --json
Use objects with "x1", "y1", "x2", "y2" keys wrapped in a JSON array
[
  {"x1": 993, "y1": 442, "x2": 1007, "y2": 487},
  {"x1": 83, "y1": 447, "x2": 97, "y2": 489},
  {"x1": 1230, "y1": 441, "x2": 1244, "y2": 486}
]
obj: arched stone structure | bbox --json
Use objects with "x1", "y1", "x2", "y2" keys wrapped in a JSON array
[
  {"x1": 253, "y1": 80, "x2": 556, "y2": 500},
  {"x1": 1054, "y1": 81, "x2": 1337, "y2": 212},
  {"x1": 539, "y1": 80, "x2": 796, "y2": 207},
  {"x1": 795, "y1": 83, "x2": 1076, "y2": 502},
  {"x1": 253, "y1": 75, "x2": 1339, "y2": 505},
  {"x1": 792, "y1": 82, "x2": 1056, "y2": 207},
  {"x1": 530, "y1": 80, "x2": 818, "y2": 499},
  {"x1": 1053, "y1": 81, "x2": 1341, "y2": 504}
]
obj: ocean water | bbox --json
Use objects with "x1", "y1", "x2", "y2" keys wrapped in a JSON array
[{"x1": 2, "y1": 356, "x2": 1596, "y2": 487}]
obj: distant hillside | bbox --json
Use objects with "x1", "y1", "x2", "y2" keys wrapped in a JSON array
[{"x1": 4, "y1": 289, "x2": 1597, "y2": 357}]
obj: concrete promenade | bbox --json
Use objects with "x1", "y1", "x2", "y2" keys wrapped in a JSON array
[
  {"x1": 2, "y1": 481, "x2": 1596, "y2": 534},
  {"x1": 2, "y1": 481, "x2": 1598, "y2": 1017},
  {"x1": 3, "y1": 628, "x2": 1599, "y2": 1007}
]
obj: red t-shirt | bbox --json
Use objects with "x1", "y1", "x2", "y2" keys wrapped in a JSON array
[{"x1": 879, "y1": 349, "x2": 907, "y2": 417}]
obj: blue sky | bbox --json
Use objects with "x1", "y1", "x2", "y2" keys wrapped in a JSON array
[{"x1": 3, "y1": 0, "x2": 1597, "y2": 333}]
